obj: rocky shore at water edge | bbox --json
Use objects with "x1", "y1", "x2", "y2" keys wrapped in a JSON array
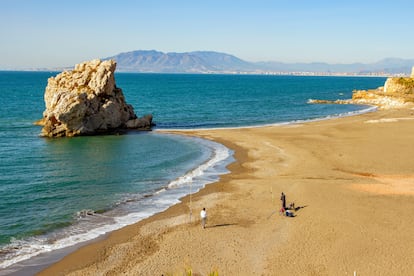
[{"x1": 309, "y1": 66, "x2": 414, "y2": 110}]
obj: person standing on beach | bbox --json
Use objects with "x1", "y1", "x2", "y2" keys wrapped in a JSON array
[
  {"x1": 200, "y1": 208, "x2": 207, "y2": 229},
  {"x1": 280, "y1": 192, "x2": 286, "y2": 209}
]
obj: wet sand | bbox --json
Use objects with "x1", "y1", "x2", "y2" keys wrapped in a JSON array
[{"x1": 39, "y1": 108, "x2": 414, "y2": 275}]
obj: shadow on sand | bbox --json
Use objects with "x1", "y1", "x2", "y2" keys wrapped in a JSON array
[
  {"x1": 293, "y1": 205, "x2": 308, "y2": 212},
  {"x1": 207, "y1": 223, "x2": 237, "y2": 228},
  {"x1": 267, "y1": 204, "x2": 308, "y2": 219}
]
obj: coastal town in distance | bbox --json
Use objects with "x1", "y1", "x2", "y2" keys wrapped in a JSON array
[{"x1": 17, "y1": 50, "x2": 412, "y2": 78}]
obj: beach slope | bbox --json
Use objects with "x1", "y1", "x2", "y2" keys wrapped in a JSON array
[{"x1": 39, "y1": 108, "x2": 414, "y2": 275}]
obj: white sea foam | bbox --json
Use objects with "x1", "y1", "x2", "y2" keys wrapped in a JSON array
[
  {"x1": 0, "y1": 135, "x2": 233, "y2": 272},
  {"x1": 168, "y1": 137, "x2": 231, "y2": 189}
]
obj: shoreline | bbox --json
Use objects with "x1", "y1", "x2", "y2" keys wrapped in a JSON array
[
  {"x1": 2, "y1": 103, "x2": 375, "y2": 272},
  {"x1": 154, "y1": 104, "x2": 378, "y2": 132},
  {"x1": 38, "y1": 107, "x2": 414, "y2": 275},
  {"x1": 0, "y1": 134, "x2": 233, "y2": 274}
]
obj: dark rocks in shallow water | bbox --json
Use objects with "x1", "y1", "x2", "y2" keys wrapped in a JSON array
[{"x1": 126, "y1": 114, "x2": 154, "y2": 130}]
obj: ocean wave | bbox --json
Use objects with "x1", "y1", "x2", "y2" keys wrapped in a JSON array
[
  {"x1": 0, "y1": 135, "x2": 234, "y2": 272},
  {"x1": 167, "y1": 137, "x2": 232, "y2": 189}
]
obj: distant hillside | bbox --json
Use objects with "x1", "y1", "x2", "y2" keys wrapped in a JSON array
[
  {"x1": 105, "y1": 50, "x2": 255, "y2": 73},
  {"x1": 105, "y1": 50, "x2": 413, "y2": 75},
  {"x1": 256, "y1": 58, "x2": 414, "y2": 74}
]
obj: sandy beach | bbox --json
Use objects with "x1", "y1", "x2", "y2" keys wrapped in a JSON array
[{"x1": 39, "y1": 108, "x2": 414, "y2": 276}]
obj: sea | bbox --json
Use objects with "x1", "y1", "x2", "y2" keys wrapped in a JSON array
[{"x1": 0, "y1": 72, "x2": 385, "y2": 274}]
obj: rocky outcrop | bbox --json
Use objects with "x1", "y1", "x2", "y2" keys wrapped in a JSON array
[
  {"x1": 307, "y1": 99, "x2": 351, "y2": 105},
  {"x1": 384, "y1": 77, "x2": 414, "y2": 94},
  {"x1": 350, "y1": 89, "x2": 410, "y2": 109},
  {"x1": 307, "y1": 96, "x2": 404, "y2": 108},
  {"x1": 309, "y1": 66, "x2": 414, "y2": 110},
  {"x1": 36, "y1": 59, "x2": 153, "y2": 137}
]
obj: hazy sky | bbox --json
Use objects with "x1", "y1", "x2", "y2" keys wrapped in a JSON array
[{"x1": 1, "y1": 0, "x2": 413, "y2": 69}]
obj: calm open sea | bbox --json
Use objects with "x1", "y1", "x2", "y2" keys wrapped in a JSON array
[{"x1": 0, "y1": 72, "x2": 385, "y2": 273}]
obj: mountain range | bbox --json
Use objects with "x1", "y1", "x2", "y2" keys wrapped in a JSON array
[{"x1": 104, "y1": 50, "x2": 413, "y2": 75}]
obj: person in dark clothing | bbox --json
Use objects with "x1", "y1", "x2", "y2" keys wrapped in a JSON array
[{"x1": 280, "y1": 192, "x2": 286, "y2": 209}]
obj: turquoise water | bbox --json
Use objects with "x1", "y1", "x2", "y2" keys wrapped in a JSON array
[
  {"x1": 0, "y1": 72, "x2": 385, "y2": 271},
  {"x1": 118, "y1": 74, "x2": 382, "y2": 128}
]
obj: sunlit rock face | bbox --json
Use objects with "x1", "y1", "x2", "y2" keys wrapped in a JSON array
[{"x1": 37, "y1": 59, "x2": 152, "y2": 137}]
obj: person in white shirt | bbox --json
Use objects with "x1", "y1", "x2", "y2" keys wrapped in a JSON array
[{"x1": 200, "y1": 208, "x2": 207, "y2": 229}]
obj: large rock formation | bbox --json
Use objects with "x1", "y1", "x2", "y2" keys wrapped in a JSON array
[
  {"x1": 383, "y1": 76, "x2": 414, "y2": 95},
  {"x1": 309, "y1": 66, "x2": 414, "y2": 110},
  {"x1": 36, "y1": 59, "x2": 153, "y2": 137},
  {"x1": 350, "y1": 89, "x2": 410, "y2": 109},
  {"x1": 386, "y1": 66, "x2": 414, "y2": 92}
]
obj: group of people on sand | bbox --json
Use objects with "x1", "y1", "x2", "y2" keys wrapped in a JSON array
[{"x1": 199, "y1": 191, "x2": 295, "y2": 229}]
